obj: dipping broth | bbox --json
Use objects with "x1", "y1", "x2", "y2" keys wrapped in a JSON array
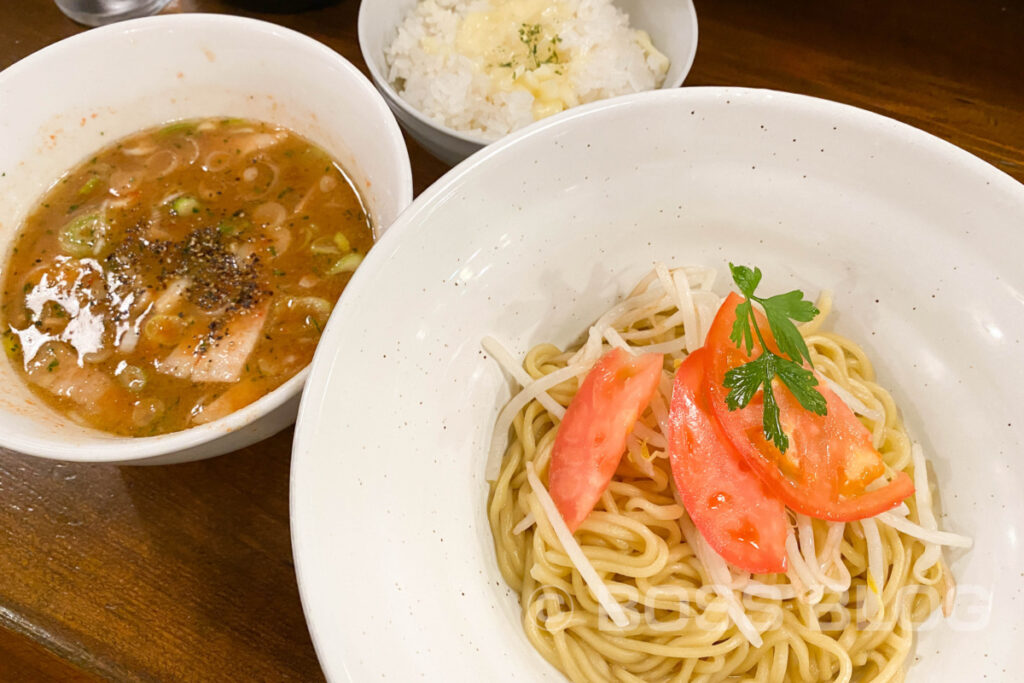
[{"x1": 0, "y1": 118, "x2": 373, "y2": 436}]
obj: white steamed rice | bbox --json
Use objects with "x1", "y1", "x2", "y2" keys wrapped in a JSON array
[{"x1": 385, "y1": 0, "x2": 669, "y2": 140}]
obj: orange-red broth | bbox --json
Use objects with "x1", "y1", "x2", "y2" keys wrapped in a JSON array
[{"x1": 0, "y1": 118, "x2": 372, "y2": 436}]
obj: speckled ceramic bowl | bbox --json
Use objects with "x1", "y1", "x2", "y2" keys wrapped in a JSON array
[
  {"x1": 358, "y1": 0, "x2": 699, "y2": 165},
  {"x1": 292, "y1": 87, "x2": 1024, "y2": 680},
  {"x1": 0, "y1": 14, "x2": 412, "y2": 464}
]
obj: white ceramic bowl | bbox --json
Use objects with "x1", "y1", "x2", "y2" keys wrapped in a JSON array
[
  {"x1": 291, "y1": 87, "x2": 1024, "y2": 680},
  {"x1": 358, "y1": 0, "x2": 698, "y2": 165},
  {"x1": 0, "y1": 14, "x2": 412, "y2": 464}
]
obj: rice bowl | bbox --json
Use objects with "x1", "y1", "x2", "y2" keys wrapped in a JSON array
[
  {"x1": 385, "y1": 0, "x2": 670, "y2": 139},
  {"x1": 358, "y1": 0, "x2": 698, "y2": 164}
]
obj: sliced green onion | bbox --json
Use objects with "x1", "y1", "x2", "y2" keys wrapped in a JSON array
[
  {"x1": 284, "y1": 296, "x2": 332, "y2": 317},
  {"x1": 271, "y1": 296, "x2": 332, "y2": 331},
  {"x1": 310, "y1": 235, "x2": 339, "y2": 255},
  {"x1": 300, "y1": 145, "x2": 330, "y2": 165},
  {"x1": 326, "y1": 252, "x2": 363, "y2": 276},
  {"x1": 170, "y1": 196, "x2": 201, "y2": 216},
  {"x1": 217, "y1": 217, "x2": 251, "y2": 236},
  {"x1": 332, "y1": 231, "x2": 352, "y2": 253},
  {"x1": 78, "y1": 176, "x2": 103, "y2": 197},
  {"x1": 2, "y1": 330, "x2": 21, "y2": 359},
  {"x1": 116, "y1": 364, "x2": 147, "y2": 392},
  {"x1": 59, "y1": 213, "x2": 108, "y2": 257},
  {"x1": 159, "y1": 120, "x2": 197, "y2": 136}
]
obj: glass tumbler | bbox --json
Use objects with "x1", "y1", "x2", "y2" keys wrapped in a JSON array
[{"x1": 55, "y1": 0, "x2": 173, "y2": 27}]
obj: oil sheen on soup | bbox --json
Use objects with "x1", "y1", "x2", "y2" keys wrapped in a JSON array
[{"x1": 0, "y1": 118, "x2": 372, "y2": 436}]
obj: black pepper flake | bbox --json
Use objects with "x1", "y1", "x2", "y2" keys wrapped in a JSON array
[
  {"x1": 105, "y1": 221, "x2": 264, "y2": 313},
  {"x1": 177, "y1": 226, "x2": 262, "y2": 311}
]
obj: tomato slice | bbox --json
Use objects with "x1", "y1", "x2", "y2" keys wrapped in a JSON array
[
  {"x1": 704, "y1": 293, "x2": 914, "y2": 521},
  {"x1": 549, "y1": 347, "x2": 664, "y2": 532},
  {"x1": 668, "y1": 348, "x2": 787, "y2": 573}
]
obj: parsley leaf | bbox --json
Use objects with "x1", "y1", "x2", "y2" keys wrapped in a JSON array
[
  {"x1": 760, "y1": 364, "x2": 786, "y2": 452},
  {"x1": 723, "y1": 263, "x2": 827, "y2": 452},
  {"x1": 775, "y1": 357, "x2": 828, "y2": 415},
  {"x1": 729, "y1": 263, "x2": 762, "y2": 298},
  {"x1": 729, "y1": 299, "x2": 756, "y2": 355},
  {"x1": 723, "y1": 354, "x2": 766, "y2": 410},
  {"x1": 760, "y1": 290, "x2": 818, "y2": 367}
]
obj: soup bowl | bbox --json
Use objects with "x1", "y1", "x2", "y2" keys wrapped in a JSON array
[{"x1": 0, "y1": 14, "x2": 412, "y2": 464}]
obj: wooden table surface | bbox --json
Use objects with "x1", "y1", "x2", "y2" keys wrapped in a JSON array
[{"x1": 0, "y1": 0, "x2": 1021, "y2": 680}]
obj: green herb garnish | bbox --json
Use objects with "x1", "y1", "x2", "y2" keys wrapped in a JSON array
[
  {"x1": 723, "y1": 263, "x2": 827, "y2": 453},
  {"x1": 2, "y1": 330, "x2": 21, "y2": 358},
  {"x1": 78, "y1": 176, "x2": 102, "y2": 197},
  {"x1": 159, "y1": 120, "x2": 197, "y2": 137},
  {"x1": 506, "y1": 23, "x2": 560, "y2": 72}
]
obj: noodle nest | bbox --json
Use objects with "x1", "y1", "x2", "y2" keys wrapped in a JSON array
[{"x1": 487, "y1": 266, "x2": 956, "y2": 683}]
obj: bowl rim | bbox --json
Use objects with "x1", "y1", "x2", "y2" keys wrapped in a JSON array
[
  {"x1": 289, "y1": 85, "x2": 1024, "y2": 682},
  {"x1": 0, "y1": 13, "x2": 413, "y2": 463},
  {"x1": 357, "y1": 0, "x2": 699, "y2": 147}
]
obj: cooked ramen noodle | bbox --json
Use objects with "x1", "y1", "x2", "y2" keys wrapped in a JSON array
[
  {"x1": 486, "y1": 264, "x2": 970, "y2": 683},
  {"x1": 1, "y1": 118, "x2": 372, "y2": 436}
]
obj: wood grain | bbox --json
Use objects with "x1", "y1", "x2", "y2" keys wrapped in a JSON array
[
  {"x1": 0, "y1": 430, "x2": 320, "y2": 681},
  {"x1": 687, "y1": 0, "x2": 1024, "y2": 180},
  {"x1": 0, "y1": 625, "x2": 99, "y2": 682},
  {"x1": 0, "y1": 0, "x2": 1020, "y2": 679}
]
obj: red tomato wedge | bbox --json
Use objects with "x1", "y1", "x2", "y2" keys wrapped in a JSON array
[
  {"x1": 549, "y1": 347, "x2": 664, "y2": 532},
  {"x1": 668, "y1": 348, "x2": 788, "y2": 573},
  {"x1": 703, "y1": 293, "x2": 914, "y2": 521}
]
